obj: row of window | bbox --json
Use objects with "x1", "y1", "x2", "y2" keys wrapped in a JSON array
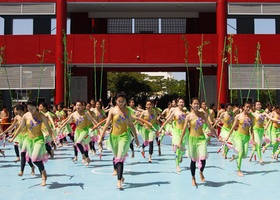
[{"x1": 0, "y1": 17, "x2": 276, "y2": 35}]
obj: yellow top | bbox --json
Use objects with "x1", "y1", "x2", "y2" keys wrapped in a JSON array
[
  {"x1": 189, "y1": 117, "x2": 204, "y2": 137},
  {"x1": 75, "y1": 114, "x2": 88, "y2": 130},
  {"x1": 174, "y1": 113, "x2": 186, "y2": 130},
  {"x1": 223, "y1": 113, "x2": 234, "y2": 129},
  {"x1": 237, "y1": 117, "x2": 251, "y2": 135},
  {"x1": 112, "y1": 111, "x2": 129, "y2": 136},
  {"x1": 26, "y1": 118, "x2": 43, "y2": 139},
  {"x1": 143, "y1": 110, "x2": 157, "y2": 128},
  {"x1": 254, "y1": 114, "x2": 265, "y2": 128},
  {"x1": 273, "y1": 115, "x2": 280, "y2": 129}
]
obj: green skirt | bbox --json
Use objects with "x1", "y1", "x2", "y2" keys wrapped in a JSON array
[
  {"x1": 172, "y1": 127, "x2": 189, "y2": 147},
  {"x1": 108, "y1": 129, "x2": 132, "y2": 163},
  {"x1": 188, "y1": 134, "x2": 208, "y2": 162},
  {"x1": 26, "y1": 135, "x2": 48, "y2": 163}
]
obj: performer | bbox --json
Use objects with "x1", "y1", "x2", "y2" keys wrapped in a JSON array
[
  {"x1": 98, "y1": 92, "x2": 139, "y2": 189},
  {"x1": 1, "y1": 105, "x2": 36, "y2": 176},
  {"x1": 225, "y1": 101, "x2": 254, "y2": 177},
  {"x1": 179, "y1": 97, "x2": 217, "y2": 186},
  {"x1": 139, "y1": 100, "x2": 161, "y2": 162},
  {"x1": 1, "y1": 106, "x2": 21, "y2": 162},
  {"x1": 8, "y1": 99, "x2": 56, "y2": 186},
  {"x1": 159, "y1": 98, "x2": 188, "y2": 172},
  {"x1": 38, "y1": 102, "x2": 56, "y2": 158},
  {"x1": 249, "y1": 101, "x2": 280, "y2": 163},
  {"x1": 262, "y1": 105, "x2": 280, "y2": 159},
  {"x1": 90, "y1": 101, "x2": 106, "y2": 155},
  {"x1": 213, "y1": 103, "x2": 234, "y2": 159},
  {"x1": 58, "y1": 101, "x2": 97, "y2": 165},
  {"x1": 158, "y1": 102, "x2": 174, "y2": 143}
]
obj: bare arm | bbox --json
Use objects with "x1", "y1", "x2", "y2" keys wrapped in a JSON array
[
  {"x1": 0, "y1": 117, "x2": 18, "y2": 136},
  {"x1": 85, "y1": 111, "x2": 98, "y2": 125},
  {"x1": 204, "y1": 113, "x2": 218, "y2": 138},
  {"x1": 128, "y1": 115, "x2": 139, "y2": 146},
  {"x1": 98, "y1": 109, "x2": 114, "y2": 145},
  {"x1": 41, "y1": 113, "x2": 56, "y2": 143},
  {"x1": 159, "y1": 111, "x2": 175, "y2": 132},
  {"x1": 226, "y1": 115, "x2": 239, "y2": 141},
  {"x1": 8, "y1": 115, "x2": 26, "y2": 142},
  {"x1": 178, "y1": 115, "x2": 189, "y2": 146},
  {"x1": 213, "y1": 112, "x2": 224, "y2": 128}
]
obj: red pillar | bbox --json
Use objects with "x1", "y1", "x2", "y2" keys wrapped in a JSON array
[
  {"x1": 55, "y1": 0, "x2": 67, "y2": 105},
  {"x1": 216, "y1": 0, "x2": 228, "y2": 106}
]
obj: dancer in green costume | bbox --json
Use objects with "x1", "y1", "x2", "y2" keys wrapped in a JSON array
[
  {"x1": 98, "y1": 92, "x2": 139, "y2": 189},
  {"x1": 179, "y1": 98, "x2": 217, "y2": 186},
  {"x1": 8, "y1": 99, "x2": 55, "y2": 186},
  {"x1": 159, "y1": 98, "x2": 189, "y2": 172},
  {"x1": 249, "y1": 101, "x2": 280, "y2": 163},
  {"x1": 58, "y1": 101, "x2": 97, "y2": 166},
  {"x1": 226, "y1": 101, "x2": 255, "y2": 177},
  {"x1": 1, "y1": 104, "x2": 35, "y2": 176},
  {"x1": 262, "y1": 105, "x2": 280, "y2": 159},
  {"x1": 213, "y1": 103, "x2": 234, "y2": 159}
]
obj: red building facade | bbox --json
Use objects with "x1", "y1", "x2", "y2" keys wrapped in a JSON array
[{"x1": 1, "y1": 0, "x2": 280, "y2": 106}]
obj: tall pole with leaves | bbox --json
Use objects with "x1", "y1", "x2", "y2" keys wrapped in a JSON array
[
  {"x1": 99, "y1": 39, "x2": 106, "y2": 101},
  {"x1": 0, "y1": 46, "x2": 12, "y2": 102},
  {"x1": 218, "y1": 36, "x2": 227, "y2": 109},
  {"x1": 234, "y1": 45, "x2": 243, "y2": 105},
  {"x1": 90, "y1": 36, "x2": 98, "y2": 101},
  {"x1": 197, "y1": 34, "x2": 209, "y2": 102},
  {"x1": 62, "y1": 31, "x2": 68, "y2": 106},
  {"x1": 182, "y1": 35, "x2": 191, "y2": 104},
  {"x1": 36, "y1": 49, "x2": 50, "y2": 105}
]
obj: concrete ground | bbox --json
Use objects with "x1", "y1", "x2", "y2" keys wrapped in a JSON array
[{"x1": 0, "y1": 136, "x2": 279, "y2": 200}]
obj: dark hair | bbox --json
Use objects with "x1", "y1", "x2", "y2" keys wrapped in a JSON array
[
  {"x1": 96, "y1": 100, "x2": 104, "y2": 107},
  {"x1": 225, "y1": 103, "x2": 233, "y2": 109},
  {"x1": 116, "y1": 91, "x2": 126, "y2": 99},
  {"x1": 191, "y1": 97, "x2": 200, "y2": 104},
  {"x1": 177, "y1": 98, "x2": 185, "y2": 103},
  {"x1": 128, "y1": 98, "x2": 135, "y2": 104},
  {"x1": 254, "y1": 100, "x2": 261, "y2": 106},
  {"x1": 27, "y1": 99, "x2": 37, "y2": 107},
  {"x1": 15, "y1": 104, "x2": 25, "y2": 112},
  {"x1": 40, "y1": 102, "x2": 48, "y2": 109},
  {"x1": 210, "y1": 103, "x2": 215, "y2": 109},
  {"x1": 243, "y1": 101, "x2": 251, "y2": 107},
  {"x1": 220, "y1": 103, "x2": 225, "y2": 109}
]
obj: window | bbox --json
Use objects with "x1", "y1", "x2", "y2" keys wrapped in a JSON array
[
  {"x1": 107, "y1": 19, "x2": 132, "y2": 33},
  {"x1": 0, "y1": 17, "x2": 4, "y2": 35},
  {"x1": 135, "y1": 18, "x2": 158, "y2": 34},
  {"x1": 161, "y1": 18, "x2": 186, "y2": 34},
  {"x1": 51, "y1": 18, "x2": 71, "y2": 35},
  {"x1": 254, "y1": 19, "x2": 275, "y2": 34},
  {"x1": 227, "y1": 18, "x2": 237, "y2": 34},
  {"x1": 13, "y1": 19, "x2": 33, "y2": 35}
]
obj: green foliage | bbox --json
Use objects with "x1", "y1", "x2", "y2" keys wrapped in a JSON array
[{"x1": 107, "y1": 72, "x2": 187, "y2": 109}]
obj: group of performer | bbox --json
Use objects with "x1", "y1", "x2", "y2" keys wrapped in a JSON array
[{"x1": 0, "y1": 93, "x2": 280, "y2": 189}]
